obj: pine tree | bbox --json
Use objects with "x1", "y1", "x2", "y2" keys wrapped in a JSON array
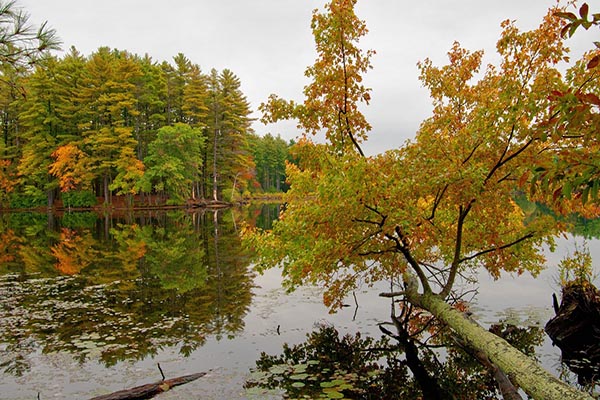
[
  {"x1": 77, "y1": 47, "x2": 142, "y2": 204},
  {"x1": 205, "y1": 68, "x2": 253, "y2": 200},
  {"x1": 134, "y1": 54, "x2": 167, "y2": 159}
]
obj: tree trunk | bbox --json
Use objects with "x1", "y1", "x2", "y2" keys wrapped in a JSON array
[
  {"x1": 212, "y1": 128, "x2": 218, "y2": 201},
  {"x1": 411, "y1": 292, "x2": 593, "y2": 400},
  {"x1": 103, "y1": 174, "x2": 110, "y2": 205}
]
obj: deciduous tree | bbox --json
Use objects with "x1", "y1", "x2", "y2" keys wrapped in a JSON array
[
  {"x1": 259, "y1": 0, "x2": 373, "y2": 157},
  {"x1": 141, "y1": 123, "x2": 205, "y2": 204},
  {"x1": 248, "y1": 1, "x2": 595, "y2": 399},
  {"x1": 529, "y1": 2, "x2": 600, "y2": 213}
]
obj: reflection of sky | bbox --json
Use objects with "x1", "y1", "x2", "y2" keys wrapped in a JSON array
[
  {"x1": 472, "y1": 234, "x2": 600, "y2": 376},
  {"x1": 2, "y1": 235, "x2": 597, "y2": 398},
  {"x1": 474, "y1": 235, "x2": 600, "y2": 321}
]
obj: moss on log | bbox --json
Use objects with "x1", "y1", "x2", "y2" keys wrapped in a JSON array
[{"x1": 414, "y1": 292, "x2": 593, "y2": 400}]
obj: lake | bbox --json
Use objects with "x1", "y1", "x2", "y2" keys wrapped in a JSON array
[{"x1": 0, "y1": 205, "x2": 598, "y2": 399}]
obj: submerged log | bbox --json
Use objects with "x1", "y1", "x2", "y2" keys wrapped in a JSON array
[
  {"x1": 545, "y1": 282, "x2": 600, "y2": 385},
  {"x1": 88, "y1": 372, "x2": 207, "y2": 400}
]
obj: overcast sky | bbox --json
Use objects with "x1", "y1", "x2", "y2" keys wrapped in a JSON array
[{"x1": 18, "y1": 0, "x2": 593, "y2": 155}]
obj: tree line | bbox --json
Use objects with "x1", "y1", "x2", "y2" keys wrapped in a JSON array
[{"x1": 0, "y1": 6, "x2": 291, "y2": 208}]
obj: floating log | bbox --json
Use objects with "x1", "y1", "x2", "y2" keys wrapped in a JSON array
[
  {"x1": 545, "y1": 281, "x2": 600, "y2": 385},
  {"x1": 88, "y1": 372, "x2": 207, "y2": 400}
]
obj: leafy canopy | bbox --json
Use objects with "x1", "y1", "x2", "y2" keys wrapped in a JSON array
[
  {"x1": 259, "y1": 0, "x2": 373, "y2": 157},
  {"x1": 246, "y1": 2, "x2": 594, "y2": 311}
]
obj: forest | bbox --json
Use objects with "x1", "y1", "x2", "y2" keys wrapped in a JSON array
[
  {"x1": 0, "y1": 31, "x2": 291, "y2": 209},
  {"x1": 1, "y1": 0, "x2": 600, "y2": 399}
]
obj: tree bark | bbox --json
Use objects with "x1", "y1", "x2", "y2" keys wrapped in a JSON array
[{"x1": 410, "y1": 291, "x2": 593, "y2": 400}]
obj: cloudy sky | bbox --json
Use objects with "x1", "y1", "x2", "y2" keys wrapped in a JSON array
[{"x1": 19, "y1": 0, "x2": 593, "y2": 155}]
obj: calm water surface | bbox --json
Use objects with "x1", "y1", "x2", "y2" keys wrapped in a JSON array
[{"x1": 0, "y1": 206, "x2": 597, "y2": 399}]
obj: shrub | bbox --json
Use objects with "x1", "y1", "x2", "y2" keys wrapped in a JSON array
[{"x1": 61, "y1": 190, "x2": 97, "y2": 208}]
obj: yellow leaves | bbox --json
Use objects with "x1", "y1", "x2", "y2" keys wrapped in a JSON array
[
  {"x1": 418, "y1": 42, "x2": 484, "y2": 106},
  {"x1": 261, "y1": 0, "x2": 373, "y2": 156},
  {"x1": 0, "y1": 160, "x2": 16, "y2": 195},
  {"x1": 258, "y1": 94, "x2": 298, "y2": 125},
  {"x1": 247, "y1": 0, "x2": 592, "y2": 312}
]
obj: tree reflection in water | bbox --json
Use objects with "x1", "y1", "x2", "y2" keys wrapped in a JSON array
[
  {"x1": 245, "y1": 299, "x2": 546, "y2": 400},
  {"x1": 0, "y1": 209, "x2": 254, "y2": 376}
]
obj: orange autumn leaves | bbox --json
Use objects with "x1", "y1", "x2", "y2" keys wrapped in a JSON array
[
  {"x1": 51, "y1": 226, "x2": 147, "y2": 275},
  {"x1": 250, "y1": 2, "x2": 600, "y2": 311}
]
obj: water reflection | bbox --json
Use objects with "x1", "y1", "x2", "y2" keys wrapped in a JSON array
[
  {"x1": 246, "y1": 320, "x2": 544, "y2": 399},
  {"x1": 0, "y1": 208, "x2": 261, "y2": 375},
  {"x1": 0, "y1": 205, "x2": 598, "y2": 398}
]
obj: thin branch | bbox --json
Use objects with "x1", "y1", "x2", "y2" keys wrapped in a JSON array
[
  {"x1": 419, "y1": 184, "x2": 449, "y2": 225},
  {"x1": 485, "y1": 124, "x2": 515, "y2": 184},
  {"x1": 338, "y1": 22, "x2": 365, "y2": 158},
  {"x1": 497, "y1": 172, "x2": 512, "y2": 184},
  {"x1": 363, "y1": 202, "x2": 385, "y2": 217},
  {"x1": 462, "y1": 140, "x2": 484, "y2": 165},
  {"x1": 485, "y1": 132, "x2": 536, "y2": 186},
  {"x1": 358, "y1": 247, "x2": 396, "y2": 257},
  {"x1": 157, "y1": 363, "x2": 166, "y2": 381},
  {"x1": 352, "y1": 291, "x2": 359, "y2": 321},
  {"x1": 353, "y1": 218, "x2": 384, "y2": 226},
  {"x1": 379, "y1": 291, "x2": 406, "y2": 298},
  {"x1": 458, "y1": 232, "x2": 535, "y2": 264},
  {"x1": 351, "y1": 228, "x2": 383, "y2": 253}
]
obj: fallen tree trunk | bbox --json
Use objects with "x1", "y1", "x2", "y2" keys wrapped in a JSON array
[
  {"x1": 88, "y1": 372, "x2": 207, "y2": 400},
  {"x1": 453, "y1": 334, "x2": 523, "y2": 400},
  {"x1": 407, "y1": 289, "x2": 593, "y2": 400}
]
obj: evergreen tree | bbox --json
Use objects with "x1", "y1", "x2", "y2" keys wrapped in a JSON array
[
  {"x1": 133, "y1": 54, "x2": 167, "y2": 160},
  {"x1": 17, "y1": 56, "x2": 62, "y2": 205},
  {"x1": 0, "y1": 0, "x2": 60, "y2": 67},
  {"x1": 249, "y1": 133, "x2": 290, "y2": 192},
  {"x1": 205, "y1": 68, "x2": 253, "y2": 200},
  {"x1": 77, "y1": 48, "x2": 141, "y2": 204}
]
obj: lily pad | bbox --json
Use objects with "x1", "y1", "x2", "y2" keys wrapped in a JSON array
[{"x1": 290, "y1": 373, "x2": 310, "y2": 380}]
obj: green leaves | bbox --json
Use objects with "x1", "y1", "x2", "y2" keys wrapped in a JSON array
[
  {"x1": 142, "y1": 123, "x2": 206, "y2": 203},
  {"x1": 5, "y1": 32, "x2": 257, "y2": 206}
]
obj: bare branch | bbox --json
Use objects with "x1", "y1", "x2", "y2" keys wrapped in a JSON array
[
  {"x1": 459, "y1": 232, "x2": 535, "y2": 264},
  {"x1": 379, "y1": 291, "x2": 406, "y2": 298}
]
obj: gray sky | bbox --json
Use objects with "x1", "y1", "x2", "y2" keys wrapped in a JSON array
[{"x1": 18, "y1": 0, "x2": 593, "y2": 155}]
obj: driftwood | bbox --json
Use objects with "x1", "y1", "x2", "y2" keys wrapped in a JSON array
[
  {"x1": 88, "y1": 371, "x2": 207, "y2": 400},
  {"x1": 545, "y1": 282, "x2": 600, "y2": 385}
]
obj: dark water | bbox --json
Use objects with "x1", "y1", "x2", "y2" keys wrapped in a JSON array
[{"x1": 0, "y1": 206, "x2": 598, "y2": 399}]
